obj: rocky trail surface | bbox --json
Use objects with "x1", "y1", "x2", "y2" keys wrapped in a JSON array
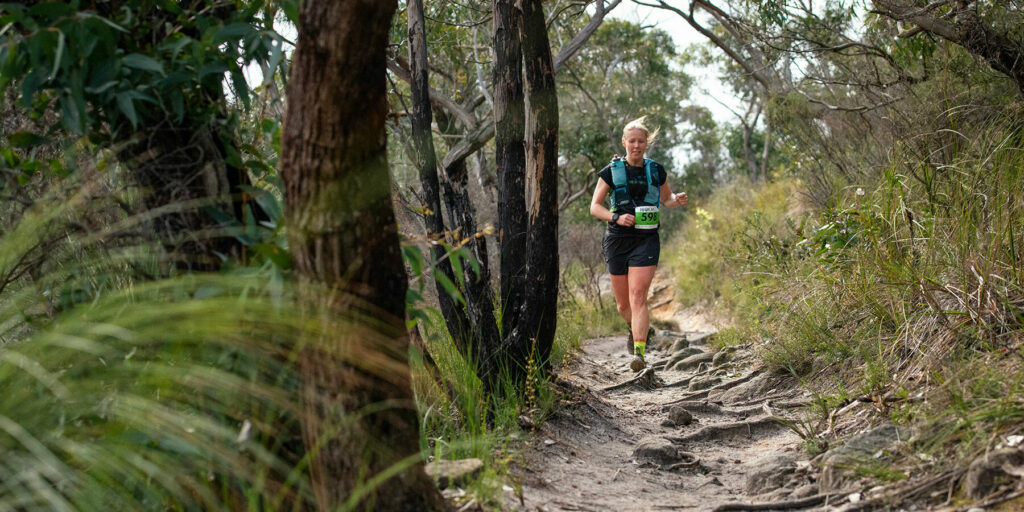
[
  {"x1": 504, "y1": 273, "x2": 828, "y2": 511},
  {"x1": 497, "y1": 272, "x2": 1009, "y2": 512}
]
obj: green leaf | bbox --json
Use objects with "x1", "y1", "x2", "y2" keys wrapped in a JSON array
[
  {"x1": 402, "y1": 245, "x2": 424, "y2": 276},
  {"x1": 28, "y1": 2, "x2": 73, "y2": 18},
  {"x1": 279, "y1": 0, "x2": 299, "y2": 25},
  {"x1": 230, "y1": 70, "x2": 250, "y2": 109},
  {"x1": 434, "y1": 272, "x2": 464, "y2": 306},
  {"x1": 116, "y1": 91, "x2": 137, "y2": 128},
  {"x1": 122, "y1": 53, "x2": 165, "y2": 75},
  {"x1": 214, "y1": 23, "x2": 254, "y2": 42},
  {"x1": 46, "y1": 30, "x2": 64, "y2": 82},
  {"x1": 198, "y1": 62, "x2": 228, "y2": 80},
  {"x1": 447, "y1": 245, "x2": 464, "y2": 283},
  {"x1": 8, "y1": 131, "x2": 47, "y2": 148},
  {"x1": 84, "y1": 80, "x2": 118, "y2": 94},
  {"x1": 78, "y1": 11, "x2": 128, "y2": 32},
  {"x1": 263, "y1": 39, "x2": 282, "y2": 87},
  {"x1": 0, "y1": 148, "x2": 20, "y2": 167}
]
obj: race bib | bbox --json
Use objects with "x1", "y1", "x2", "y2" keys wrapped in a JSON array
[{"x1": 635, "y1": 205, "x2": 659, "y2": 229}]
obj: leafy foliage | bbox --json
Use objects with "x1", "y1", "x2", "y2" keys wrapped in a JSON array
[{"x1": 0, "y1": 0, "x2": 287, "y2": 139}]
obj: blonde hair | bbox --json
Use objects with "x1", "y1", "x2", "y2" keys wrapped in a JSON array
[{"x1": 622, "y1": 116, "x2": 659, "y2": 146}]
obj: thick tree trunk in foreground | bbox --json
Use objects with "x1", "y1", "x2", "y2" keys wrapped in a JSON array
[
  {"x1": 281, "y1": 0, "x2": 443, "y2": 510},
  {"x1": 493, "y1": 0, "x2": 527, "y2": 348},
  {"x1": 407, "y1": 0, "x2": 471, "y2": 347},
  {"x1": 512, "y1": 0, "x2": 560, "y2": 375}
]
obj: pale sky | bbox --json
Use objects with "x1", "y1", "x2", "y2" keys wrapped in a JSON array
[{"x1": 609, "y1": 2, "x2": 742, "y2": 125}]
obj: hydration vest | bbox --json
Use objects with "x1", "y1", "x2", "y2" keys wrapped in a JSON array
[{"x1": 610, "y1": 157, "x2": 660, "y2": 213}]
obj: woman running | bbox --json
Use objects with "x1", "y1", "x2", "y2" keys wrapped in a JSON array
[{"x1": 589, "y1": 116, "x2": 687, "y2": 371}]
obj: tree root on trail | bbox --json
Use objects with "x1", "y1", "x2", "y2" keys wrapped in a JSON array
[
  {"x1": 667, "y1": 416, "x2": 782, "y2": 444},
  {"x1": 601, "y1": 368, "x2": 657, "y2": 392},
  {"x1": 662, "y1": 452, "x2": 701, "y2": 472},
  {"x1": 710, "y1": 493, "x2": 840, "y2": 511},
  {"x1": 662, "y1": 367, "x2": 714, "y2": 388},
  {"x1": 660, "y1": 400, "x2": 764, "y2": 418},
  {"x1": 726, "y1": 395, "x2": 807, "y2": 409},
  {"x1": 663, "y1": 369, "x2": 763, "y2": 405}
]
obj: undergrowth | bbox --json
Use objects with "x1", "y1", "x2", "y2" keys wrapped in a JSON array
[
  {"x1": 664, "y1": 116, "x2": 1024, "y2": 482},
  {"x1": 408, "y1": 278, "x2": 604, "y2": 506}
]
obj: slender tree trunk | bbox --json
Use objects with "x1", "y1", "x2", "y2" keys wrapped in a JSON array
[
  {"x1": 760, "y1": 115, "x2": 771, "y2": 182},
  {"x1": 516, "y1": 0, "x2": 560, "y2": 372},
  {"x1": 492, "y1": 0, "x2": 528, "y2": 344},
  {"x1": 281, "y1": 0, "x2": 443, "y2": 510},
  {"x1": 407, "y1": 0, "x2": 471, "y2": 348},
  {"x1": 440, "y1": 154, "x2": 500, "y2": 370}
]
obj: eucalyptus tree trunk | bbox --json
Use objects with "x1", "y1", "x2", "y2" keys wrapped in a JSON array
[
  {"x1": 280, "y1": 0, "x2": 443, "y2": 510},
  {"x1": 492, "y1": 0, "x2": 527, "y2": 347},
  {"x1": 407, "y1": 0, "x2": 472, "y2": 348},
  {"x1": 517, "y1": 0, "x2": 560, "y2": 372},
  {"x1": 487, "y1": 0, "x2": 559, "y2": 385}
]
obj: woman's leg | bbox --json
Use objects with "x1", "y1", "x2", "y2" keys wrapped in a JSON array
[
  {"x1": 627, "y1": 265, "x2": 657, "y2": 355},
  {"x1": 610, "y1": 274, "x2": 631, "y2": 324}
]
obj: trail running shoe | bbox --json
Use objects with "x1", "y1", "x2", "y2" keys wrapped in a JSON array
[{"x1": 626, "y1": 326, "x2": 656, "y2": 355}]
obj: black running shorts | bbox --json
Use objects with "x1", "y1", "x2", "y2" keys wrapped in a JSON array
[{"x1": 602, "y1": 233, "x2": 660, "y2": 275}]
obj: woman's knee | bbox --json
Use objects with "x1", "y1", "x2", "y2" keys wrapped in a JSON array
[{"x1": 616, "y1": 301, "x2": 631, "y2": 316}]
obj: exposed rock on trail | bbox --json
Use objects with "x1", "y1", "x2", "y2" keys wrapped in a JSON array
[
  {"x1": 505, "y1": 285, "x2": 814, "y2": 511},
  {"x1": 501, "y1": 274, "x2": 1024, "y2": 511}
]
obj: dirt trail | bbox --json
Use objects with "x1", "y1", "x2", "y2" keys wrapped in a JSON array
[{"x1": 507, "y1": 272, "x2": 820, "y2": 511}]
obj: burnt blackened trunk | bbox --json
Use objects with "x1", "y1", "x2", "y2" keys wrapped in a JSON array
[
  {"x1": 440, "y1": 155, "x2": 501, "y2": 373},
  {"x1": 407, "y1": 0, "x2": 472, "y2": 348},
  {"x1": 517, "y1": 0, "x2": 560, "y2": 372},
  {"x1": 280, "y1": 0, "x2": 443, "y2": 509},
  {"x1": 492, "y1": 0, "x2": 528, "y2": 342}
]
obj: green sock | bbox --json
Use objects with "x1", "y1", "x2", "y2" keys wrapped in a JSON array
[{"x1": 633, "y1": 340, "x2": 646, "y2": 357}]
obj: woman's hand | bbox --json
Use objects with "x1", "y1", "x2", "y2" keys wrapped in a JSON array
[
  {"x1": 615, "y1": 213, "x2": 635, "y2": 227},
  {"x1": 674, "y1": 192, "x2": 688, "y2": 207}
]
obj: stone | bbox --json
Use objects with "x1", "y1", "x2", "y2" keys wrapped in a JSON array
[
  {"x1": 633, "y1": 437, "x2": 684, "y2": 465},
  {"x1": 962, "y1": 448, "x2": 1024, "y2": 499},
  {"x1": 712, "y1": 349, "x2": 732, "y2": 367},
  {"x1": 667, "y1": 405, "x2": 693, "y2": 426},
  {"x1": 818, "y1": 424, "x2": 912, "y2": 492},
  {"x1": 630, "y1": 355, "x2": 647, "y2": 372},
  {"x1": 712, "y1": 372, "x2": 772, "y2": 403},
  {"x1": 670, "y1": 352, "x2": 713, "y2": 371},
  {"x1": 687, "y1": 375, "x2": 721, "y2": 392},
  {"x1": 669, "y1": 338, "x2": 690, "y2": 353},
  {"x1": 745, "y1": 453, "x2": 797, "y2": 495},
  {"x1": 426, "y1": 458, "x2": 484, "y2": 489},
  {"x1": 790, "y1": 483, "x2": 818, "y2": 499}
]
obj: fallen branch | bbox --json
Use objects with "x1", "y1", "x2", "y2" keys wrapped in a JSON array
[
  {"x1": 668, "y1": 416, "x2": 782, "y2": 444},
  {"x1": 601, "y1": 367, "x2": 656, "y2": 392}
]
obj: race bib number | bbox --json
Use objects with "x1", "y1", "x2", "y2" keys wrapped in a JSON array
[{"x1": 635, "y1": 205, "x2": 659, "y2": 229}]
